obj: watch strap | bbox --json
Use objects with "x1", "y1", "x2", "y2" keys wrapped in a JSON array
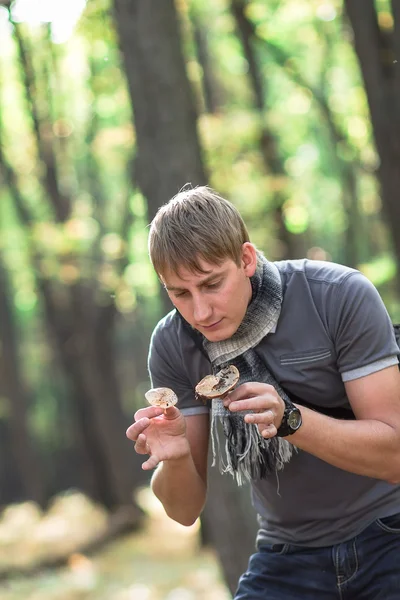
[{"x1": 276, "y1": 397, "x2": 302, "y2": 437}]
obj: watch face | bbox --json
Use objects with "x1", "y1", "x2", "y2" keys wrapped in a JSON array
[{"x1": 288, "y1": 410, "x2": 302, "y2": 430}]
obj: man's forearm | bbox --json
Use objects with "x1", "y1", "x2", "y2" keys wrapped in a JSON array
[
  {"x1": 291, "y1": 405, "x2": 400, "y2": 483},
  {"x1": 151, "y1": 453, "x2": 207, "y2": 526}
]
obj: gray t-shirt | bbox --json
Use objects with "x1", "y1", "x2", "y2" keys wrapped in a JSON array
[{"x1": 148, "y1": 259, "x2": 400, "y2": 547}]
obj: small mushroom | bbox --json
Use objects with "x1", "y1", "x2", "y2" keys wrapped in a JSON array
[
  {"x1": 195, "y1": 365, "x2": 240, "y2": 403},
  {"x1": 145, "y1": 387, "x2": 178, "y2": 409}
]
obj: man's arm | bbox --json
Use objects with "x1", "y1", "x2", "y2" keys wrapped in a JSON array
[
  {"x1": 151, "y1": 413, "x2": 209, "y2": 526},
  {"x1": 227, "y1": 365, "x2": 400, "y2": 483},
  {"x1": 128, "y1": 407, "x2": 210, "y2": 526},
  {"x1": 290, "y1": 365, "x2": 400, "y2": 483}
]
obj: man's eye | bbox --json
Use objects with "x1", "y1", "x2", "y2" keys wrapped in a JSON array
[
  {"x1": 206, "y1": 281, "x2": 222, "y2": 290},
  {"x1": 174, "y1": 291, "x2": 188, "y2": 298}
]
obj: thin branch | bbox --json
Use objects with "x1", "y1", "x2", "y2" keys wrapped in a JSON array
[
  {"x1": 391, "y1": 0, "x2": 400, "y2": 98},
  {"x1": 343, "y1": 0, "x2": 391, "y2": 134},
  {"x1": 0, "y1": 133, "x2": 33, "y2": 227},
  {"x1": 231, "y1": 0, "x2": 265, "y2": 112},
  {"x1": 230, "y1": 0, "x2": 285, "y2": 177},
  {"x1": 13, "y1": 24, "x2": 71, "y2": 222},
  {"x1": 261, "y1": 38, "x2": 373, "y2": 174}
]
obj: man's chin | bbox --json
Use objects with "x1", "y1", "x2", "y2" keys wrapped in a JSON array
[
  {"x1": 194, "y1": 320, "x2": 238, "y2": 342},
  {"x1": 203, "y1": 332, "x2": 229, "y2": 342},
  {"x1": 202, "y1": 327, "x2": 235, "y2": 342}
]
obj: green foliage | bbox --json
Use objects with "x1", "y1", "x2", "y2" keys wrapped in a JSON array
[
  {"x1": 0, "y1": 0, "x2": 398, "y2": 508},
  {"x1": 359, "y1": 254, "x2": 397, "y2": 288},
  {"x1": 186, "y1": 0, "x2": 392, "y2": 268}
]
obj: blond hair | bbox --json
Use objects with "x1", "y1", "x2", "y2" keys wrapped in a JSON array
[{"x1": 148, "y1": 186, "x2": 250, "y2": 277}]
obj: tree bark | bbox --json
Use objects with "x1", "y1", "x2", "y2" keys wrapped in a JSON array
[
  {"x1": 2, "y1": 22, "x2": 143, "y2": 510},
  {"x1": 113, "y1": 0, "x2": 208, "y2": 316},
  {"x1": 231, "y1": 0, "x2": 306, "y2": 259},
  {"x1": 344, "y1": 1, "x2": 400, "y2": 283},
  {"x1": 191, "y1": 19, "x2": 224, "y2": 114},
  {"x1": 14, "y1": 25, "x2": 71, "y2": 221},
  {"x1": 113, "y1": 0, "x2": 207, "y2": 222},
  {"x1": 113, "y1": 0, "x2": 260, "y2": 591},
  {"x1": 202, "y1": 466, "x2": 258, "y2": 596},
  {"x1": 0, "y1": 257, "x2": 46, "y2": 505}
]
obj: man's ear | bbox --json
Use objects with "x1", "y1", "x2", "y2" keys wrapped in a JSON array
[{"x1": 241, "y1": 243, "x2": 257, "y2": 277}]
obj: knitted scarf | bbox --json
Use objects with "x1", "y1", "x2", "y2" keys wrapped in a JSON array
[{"x1": 203, "y1": 252, "x2": 295, "y2": 485}]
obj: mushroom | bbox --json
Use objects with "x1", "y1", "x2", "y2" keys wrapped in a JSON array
[
  {"x1": 145, "y1": 387, "x2": 178, "y2": 409},
  {"x1": 195, "y1": 365, "x2": 240, "y2": 403}
]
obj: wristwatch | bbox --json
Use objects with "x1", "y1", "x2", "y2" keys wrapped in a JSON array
[{"x1": 276, "y1": 398, "x2": 302, "y2": 437}]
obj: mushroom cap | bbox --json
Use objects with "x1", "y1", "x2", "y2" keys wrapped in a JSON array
[
  {"x1": 195, "y1": 365, "x2": 240, "y2": 400},
  {"x1": 145, "y1": 387, "x2": 178, "y2": 409}
]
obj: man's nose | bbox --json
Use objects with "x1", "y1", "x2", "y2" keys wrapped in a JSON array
[{"x1": 193, "y1": 295, "x2": 212, "y2": 323}]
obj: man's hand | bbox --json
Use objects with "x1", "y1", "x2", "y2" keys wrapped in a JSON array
[
  {"x1": 224, "y1": 382, "x2": 285, "y2": 439},
  {"x1": 126, "y1": 405, "x2": 190, "y2": 470}
]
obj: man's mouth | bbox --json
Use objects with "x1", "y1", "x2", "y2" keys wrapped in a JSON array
[{"x1": 199, "y1": 318, "x2": 223, "y2": 330}]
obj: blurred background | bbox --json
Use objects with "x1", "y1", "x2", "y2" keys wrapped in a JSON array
[{"x1": 0, "y1": 0, "x2": 399, "y2": 598}]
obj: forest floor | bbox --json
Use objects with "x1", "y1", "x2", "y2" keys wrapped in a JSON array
[{"x1": 0, "y1": 487, "x2": 230, "y2": 600}]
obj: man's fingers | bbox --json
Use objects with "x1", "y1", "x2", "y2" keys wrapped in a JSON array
[
  {"x1": 244, "y1": 410, "x2": 280, "y2": 438},
  {"x1": 230, "y1": 397, "x2": 278, "y2": 413},
  {"x1": 134, "y1": 406, "x2": 164, "y2": 420},
  {"x1": 126, "y1": 418, "x2": 150, "y2": 441},
  {"x1": 245, "y1": 409, "x2": 275, "y2": 424},
  {"x1": 134, "y1": 434, "x2": 159, "y2": 469},
  {"x1": 162, "y1": 405, "x2": 181, "y2": 419},
  {"x1": 228, "y1": 382, "x2": 274, "y2": 401},
  {"x1": 134, "y1": 433, "x2": 149, "y2": 454},
  {"x1": 260, "y1": 423, "x2": 277, "y2": 439},
  {"x1": 142, "y1": 454, "x2": 160, "y2": 471}
]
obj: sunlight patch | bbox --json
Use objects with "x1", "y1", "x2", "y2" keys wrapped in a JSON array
[{"x1": 11, "y1": 0, "x2": 87, "y2": 43}]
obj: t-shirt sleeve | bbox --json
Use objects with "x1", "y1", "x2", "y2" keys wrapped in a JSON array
[
  {"x1": 148, "y1": 322, "x2": 210, "y2": 416},
  {"x1": 329, "y1": 272, "x2": 399, "y2": 381}
]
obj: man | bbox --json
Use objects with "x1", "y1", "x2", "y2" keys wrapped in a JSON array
[{"x1": 127, "y1": 186, "x2": 400, "y2": 599}]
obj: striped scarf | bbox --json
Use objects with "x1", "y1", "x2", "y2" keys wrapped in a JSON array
[{"x1": 203, "y1": 252, "x2": 295, "y2": 485}]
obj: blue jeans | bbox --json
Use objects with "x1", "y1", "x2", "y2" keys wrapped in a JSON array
[{"x1": 234, "y1": 513, "x2": 400, "y2": 599}]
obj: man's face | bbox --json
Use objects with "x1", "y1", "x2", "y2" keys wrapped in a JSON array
[{"x1": 161, "y1": 243, "x2": 257, "y2": 342}]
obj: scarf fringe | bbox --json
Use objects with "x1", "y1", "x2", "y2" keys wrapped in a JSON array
[
  {"x1": 203, "y1": 253, "x2": 295, "y2": 484},
  {"x1": 210, "y1": 410, "x2": 294, "y2": 486}
]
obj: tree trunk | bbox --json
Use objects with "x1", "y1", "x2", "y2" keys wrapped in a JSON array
[
  {"x1": 39, "y1": 278, "x2": 138, "y2": 508},
  {"x1": 113, "y1": 0, "x2": 208, "y2": 315},
  {"x1": 2, "y1": 22, "x2": 143, "y2": 511},
  {"x1": 191, "y1": 18, "x2": 224, "y2": 114},
  {"x1": 231, "y1": 0, "x2": 305, "y2": 259},
  {"x1": 113, "y1": 0, "x2": 259, "y2": 590},
  {"x1": 344, "y1": 0, "x2": 400, "y2": 284},
  {"x1": 14, "y1": 25, "x2": 71, "y2": 221},
  {"x1": 0, "y1": 257, "x2": 46, "y2": 506},
  {"x1": 113, "y1": 0, "x2": 207, "y2": 220},
  {"x1": 202, "y1": 466, "x2": 258, "y2": 596}
]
